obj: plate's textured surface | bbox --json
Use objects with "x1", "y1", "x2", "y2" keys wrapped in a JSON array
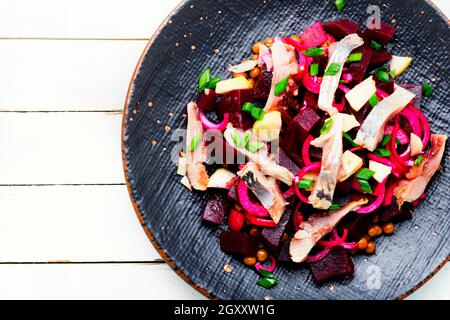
[{"x1": 123, "y1": 0, "x2": 449, "y2": 299}]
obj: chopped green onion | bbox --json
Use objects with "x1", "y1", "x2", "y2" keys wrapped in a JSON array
[
  {"x1": 259, "y1": 270, "x2": 276, "y2": 279},
  {"x1": 348, "y1": 52, "x2": 363, "y2": 62},
  {"x1": 325, "y1": 63, "x2": 342, "y2": 76},
  {"x1": 274, "y1": 75, "x2": 290, "y2": 95},
  {"x1": 310, "y1": 63, "x2": 319, "y2": 76},
  {"x1": 356, "y1": 168, "x2": 376, "y2": 180},
  {"x1": 358, "y1": 179, "x2": 373, "y2": 194},
  {"x1": 369, "y1": 93, "x2": 379, "y2": 107},
  {"x1": 198, "y1": 69, "x2": 211, "y2": 92},
  {"x1": 251, "y1": 107, "x2": 265, "y2": 121},
  {"x1": 206, "y1": 76, "x2": 221, "y2": 89},
  {"x1": 298, "y1": 178, "x2": 314, "y2": 191},
  {"x1": 321, "y1": 118, "x2": 333, "y2": 135},
  {"x1": 302, "y1": 47, "x2": 325, "y2": 57},
  {"x1": 232, "y1": 131, "x2": 244, "y2": 148},
  {"x1": 247, "y1": 141, "x2": 264, "y2": 153},
  {"x1": 389, "y1": 70, "x2": 396, "y2": 79},
  {"x1": 422, "y1": 82, "x2": 433, "y2": 97},
  {"x1": 244, "y1": 131, "x2": 252, "y2": 147},
  {"x1": 343, "y1": 132, "x2": 359, "y2": 147},
  {"x1": 334, "y1": 0, "x2": 345, "y2": 11},
  {"x1": 329, "y1": 203, "x2": 341, "y2": 211},
  {"x1": 188, "y1": 134, "x2": 202, "y2": 152},
  {"x1": 257, "y1": 277, "x2": 278, "y2": 289},
  {"x1": 414, "y1": 155, "x2": 424, "y2": 166},
  {"x1": 374, "y1": 148, "x2": 392, "y2": 157},
  {"x1": 370, "y1": 40, "x2": 382, "y2": 51},
  {"x1": 381, "y1": 135, "x2": 392, "y2": 146},
  {"x1": 375, "y1": 69, "x2": 390, "y2": 83},
  {"x1": 242, "y1": 102, "x2": 255, "y2": 113}
]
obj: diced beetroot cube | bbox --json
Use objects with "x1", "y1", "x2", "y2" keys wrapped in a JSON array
[
  {"x1": 220, "y1": 231, "x2": 258, "y2": 256},
  {"x1": 323, "y1": 19, "x2": 360, "y2": 39},
  {"x1": 275, "y1": 238, "x2": 291, "y2": 262},
  {"x1": 309, "y1": 146, "x2": 323, "y2": 162},
  {"x1": 309, "y1": 246, "x2": 355, "y2": 284},
  {"x1": 400, "y1": 84, "x2": 422, "y2": 109},
  {"x1": 228, "y1": 209, "x2": 245, "y2": 232},
  {"x1": 369, "y1": 48, "x2": 392, "y2": 68},
  {"x1": 196, "y1": 89, "x2": 216, "y2": 111},
  {"x1": 287, "y1": 107, "x2": 321, "y2": 142},
  {"x1": 280, "y1": 108, "x2": 295, "y2": 126},
  {"x1": 380, "y1": 202, "x2": 413, "y2": 223},
  {"x1": 278, "y1": 149, "x2": 300, "y2": 175},
  {"x1": 262, "y1": 209, "x2": 292, "y2": 252},
  {"x1": 375, "y1": 75, "x2": 394, "y2": 94},
  {"x1": 340, "y1": 212, "x2": 373, "y2": 241},
  {"x1": 202, "y1": 193, "x2": 229, "y2": 225},
  {"x1": 300, "y1": 22, "x2": 328, "y2": 49},
  {"x1": 347, "y1": 46, "x2": 373, "y2": 83},
  {"x1": 363, "y1": 21, "x2": 397, "y2": 45},
  {"x1": 254, "y1": 67, "x2": 273, "y2": 100},
  {"x1": 216, "y1": 89, "x2": 254, "y2": 130},
  {"x1": 353, "y1": 104, "x2": 372, "y2": 124},
  {"x1": 302, "y1": 91, "x2": 319, "y2": 110}
]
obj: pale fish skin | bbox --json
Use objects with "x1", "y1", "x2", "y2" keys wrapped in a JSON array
[
  {"x1": 308, "y1": 113, "x2": 360, "y2": 210},
  {"x1": 224, "y1": 124, "x2": 294, "y2": 186},
  {"x1": 354, "y1": 85, "x2": 415, "y2": 151},
  {"x1": 238, "y1": 162, "x2": 286, "y2": 224},
  {"x1": 290, "y1": 198, "x2": 368, "y2": 263},
  {"x1": 318, "y1": 33, "x2": 364, "y2": 115},
  {"x1": 394, "y1": 134, "x2": 447, "y2": 206},
  {"x1": 186, "y1": 102, "x2": 209, "y2": 191}
]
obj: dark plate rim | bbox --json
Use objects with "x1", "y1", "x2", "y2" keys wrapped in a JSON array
[{"x1": 121, "y1": 0, "x2": 450, "y2": 300}]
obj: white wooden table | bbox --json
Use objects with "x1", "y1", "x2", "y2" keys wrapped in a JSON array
[{"x1": 0, "y1": 0, "x2": 448, "y2": 300}]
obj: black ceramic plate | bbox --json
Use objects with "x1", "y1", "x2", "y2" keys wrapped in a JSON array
[{"x1": 122, "y1": 0, "x2": 449, "y2": 300}]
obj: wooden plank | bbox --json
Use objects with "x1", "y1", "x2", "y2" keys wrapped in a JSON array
[
  {"x1": 0, "y1": 185, "x2": 159, "y2": 262},
  {"x1": 0, "y1": 0, "x2": 180, "y2": 39},
  {"x1": 0, "y1": 261, "x2": 446, "y2": 299},
  {"x1": 0, "y1": 263, "x2": 204, "y2": 300},
  {"x1": 0, "y1": 40, "x2": 146, "y2": 111},
  {"x1": 0, "y1": 112, "x2": 125, "y2": 184}
]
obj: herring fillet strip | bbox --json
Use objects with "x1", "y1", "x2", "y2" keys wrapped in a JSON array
[
  {"x1": 354, "y1": 85, "x2": 415, "y2": 151},
  {"x1": 318, "y1": 34, "x2": 364, "y2": 115},
  {"x1": 224, "y1": 125, "x2": 294, "y2": 186},
  {"x1": 186, "y1": 102, "x2": 209, "y2": 190},
  {"x1": 238, "y1": 162, "x2": 286, "y2": 224},
  {"x1": 290, "y1": 198, "x2": 368, "y2": 263},
  {"x1": 308, "y1": 114, "x2": 345, "y2": 209}
]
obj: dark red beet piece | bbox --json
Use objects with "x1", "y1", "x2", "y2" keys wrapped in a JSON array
[
  {"x1": 262, "y1": 209, "x2": 292, "y2": 252},
  {"x1": 254, "y1": 67, "x2": 273, "y2": 100},
  {"x1": 363, "y1": 21, "x2": 397, "y2": 45},
  {"x1": 302, "y1": 91, "x2": 319, "y2": 110},
  {"x1": 369, "y1": 48, "x2": 392, "y2": 68},
  {"x1": 278, "y1": 149, "x2": 300, "y2": 175},
  {"x1": 276, "y1": 238, "x2": 292, "y2": 262},
  {"x1": 202, "y1": 193, "x2": 229, "y2": 225},
  {"x1": 300, "y1": 21, "x2": 328, "y2": 48},
  {"x1": 340, "y1": 213, "x2": 374, "y2": 241},
  {"x1": 196, "y1": 89, "x2": 216, "y2": 111},
  {"x1": 347, "y1": 46, "x2": 373, "y2": 83},
  {"x1": 287, "y1": 107, "x2": 321, "y2": 142},
  {"x1": 380, "y1": 201, "x2": 413, "y2": 223},
  {"x1": 309, "y1": 246, "x2": 355, "y2": 284},
  {"x1": 375, "y1": 75, "x2": 395, "y2": 94},
  {"x1": 216, "y1": 89, "x2": 254, "y2": 130},
  {"x1": 220, "y1": 231, "x2": 258, "y2": 256},
  {"x1": 353, "y1": 104, "x2": 372, "y2": 124},
  {"x1": 323, "y1": 19, "x2": 360, "y2": 40}
]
